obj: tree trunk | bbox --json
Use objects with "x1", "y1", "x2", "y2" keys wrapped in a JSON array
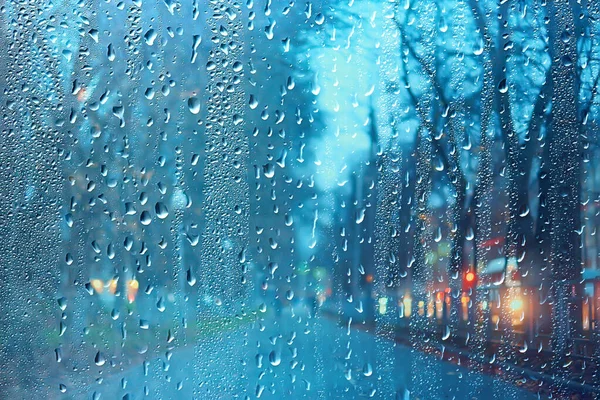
[{"x1": 547, "y1": 0, "x2": 583, "y2": 369}]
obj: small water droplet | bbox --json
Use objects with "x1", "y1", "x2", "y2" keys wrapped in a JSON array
[
  {"x1": 356, "y1": 208, "x2": 366, "y2": 224},
  {"x1": 187, "y1": 269, "x2": 197, "y2": 286},
  {"x1": 498, "y1": 79, "x2": 508, "y2": 94},
  {"x1": 95, "y1": 351, "x2": 106, "y2": 366},
  {"x1": 107, "y1": 44, "x2": 116, "y2": 61},
  {"x1": 65, "y1": 213, "x2": 73, "y2": 227},
  {"x1": 157, "y1": 297, "x2": 166, "y2": 312}
]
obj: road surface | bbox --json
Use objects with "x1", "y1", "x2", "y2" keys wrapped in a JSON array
[{"x1": 60, "y1": 305, "x2": 540, "y2": 400}]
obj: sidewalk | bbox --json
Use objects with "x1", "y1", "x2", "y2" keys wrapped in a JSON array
[{"x1": 320, "y1": 304, "x2": 600, "y2": 400}]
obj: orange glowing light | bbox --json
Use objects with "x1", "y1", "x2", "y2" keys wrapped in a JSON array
[
  {"x1": 108, "y1": 279, "x2": 118, "y2": 294},
  {"x1": 465, "y1": 272, "x2": 475, "y2": 282},
  {"x1": 127, "y1": 279, "x2": 139, "y2": 303},
  {"x1": 90, "y1": 279, "x2": 103, "y2": 294}
]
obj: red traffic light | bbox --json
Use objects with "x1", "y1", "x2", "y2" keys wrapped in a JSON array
[
  {"x1": 463, "y1": 270, "x2": 477, "y2": 292},
  {"x1": 465, "y1": 272, "x2": 475, "y2": 282}
]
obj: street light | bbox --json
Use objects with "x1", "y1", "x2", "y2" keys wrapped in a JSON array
[
  {"x1": 90, "y1": 279, "x2": 103, "y2": 294},
  {"x1": 127, "y1": 279, "x2": 139, "y2": 303},
  {"x1": 403, "y1": 295, "x2": 412, "y2": 318},
  {"x1": 463, "y1": 269, "x2": 477, "y2": 294}
]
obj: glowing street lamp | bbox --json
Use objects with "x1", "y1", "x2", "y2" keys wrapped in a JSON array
[
  {"x1": 90, "y1": 279, "x2": 103, "y2": 294},
  {"x1": 127, "y1": 279, "x2": 139, "y2": 303}
]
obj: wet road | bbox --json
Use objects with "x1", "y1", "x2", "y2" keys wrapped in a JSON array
[{"x1": 65, "y1": 305, "x2": 539, "y2": 400}]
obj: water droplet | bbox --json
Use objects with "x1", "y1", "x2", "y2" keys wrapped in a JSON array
[
  {"x1": 88, "y1": 29, "x2": 99, "y2": 43},
  {"x1": 124, "y1": 236, "x2": 133, "y2": 251},
  {"x1": 140, "y1": 211, "x2": 152, "y2": 225},
  {"x1": 107, "y1": 44, "x2": 116, "y2": 61},
  {"x1": 356, "y1": 208, "x2": 366, "y2": 224},
  {"x1": 144, "y1": 29, "x2": 157, "y2": 45},
  {"x1": 473, "y1": 38, "x2": 484, "y2": 56},
  {"x1": 155, "y1": 202, "x2": 169, "y2": 219},
  {"x1": 187, "y1": 269, "x2": 197, "y2": 286},
  {"x1": 57, "y1": 297, "x2": 67, "y2": 311},
  {"x1": 268, "y1": 262, "x2": 279, "y2": 277},
  {"x1": 265, "y1": 20, "x2": 276, "y2": 39},
  {"x1": 269, "y1": 350, "x2": 281, "y2": 366},
  {"x1": 498, "y1": 79, "x2": 508, "y2": 94},
  {"x1": 206, "y1": 61, "x2": 217, "y2": 71},
  {"x1": 284, "y1": 214, "x2": 293, "y2": 226},
  {"x1": 263, "y1": 164, "x2": 275, "y2": 178},
  {"x1": 232, "y1": 61, "x2": 243, "y2": 72},
  {"x1": 439, "y1": 16, "x2": 448, "y2": 33},
  {"x1": 65, "y1": 213, "x2": 73, "y2": 227},
  {"x1": 466, "y1": 227, "x2": 474, "y2": 241},
  {"x1": 442, "y1": 325, "x2": 451, "y2": 341},
  {"x1": 434, "y1": 227, "x2": 442, "y2": 242},
  {"x1": 249, "y1": 94, "x2": 259, "y2": 109},
  {"x1": 107, "y1": 244, "x2": 115, "y2": 259},
  {"x1": 191, "y1": 35, "x2": 202, "y2": 63},
  {"x1": 157, "y1": 297, "x2": 166, "y2": 312},
  {"x1": 95, "y1": 351, "x2": 106, "y2": 366},
  {"x1": 144, "y1": 87, "x2": 155, "y2": 100},
  {"x1": 188, "y1": 97, "x2": 201, "y2": 114},
  {"x1": 256, "y1": 384, "x2": 265, "y2": 398}
]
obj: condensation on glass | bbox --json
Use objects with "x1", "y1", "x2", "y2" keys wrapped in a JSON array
[{"x1": 0, "y1": 0, "x2": 597, "y2": 399}]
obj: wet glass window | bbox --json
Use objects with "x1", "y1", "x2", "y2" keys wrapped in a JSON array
[{"x1": 0, "y1": 0, "x2": 599, "y2": 399}]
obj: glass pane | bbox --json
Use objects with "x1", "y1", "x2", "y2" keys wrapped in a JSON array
[{"x1": 0, "y1": 0, "x2": 598, "y2": 398}]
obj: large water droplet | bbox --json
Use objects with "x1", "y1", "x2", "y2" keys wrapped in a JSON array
[
  {"x1": 144, "y1": 29, "x2": 157, "y2": 45},
  {"x1": 155, "y1": 202, "x2": 169, "y2": 219},
  {"x1": 269, "y1": 350, "x2": 281, "y2": 366},
  {"x1": 140, "y1": 211, "x2": 152, "y2": 225},
  {"x1": 188, "y1": 97, "x2": 201, "y2": 114}
]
